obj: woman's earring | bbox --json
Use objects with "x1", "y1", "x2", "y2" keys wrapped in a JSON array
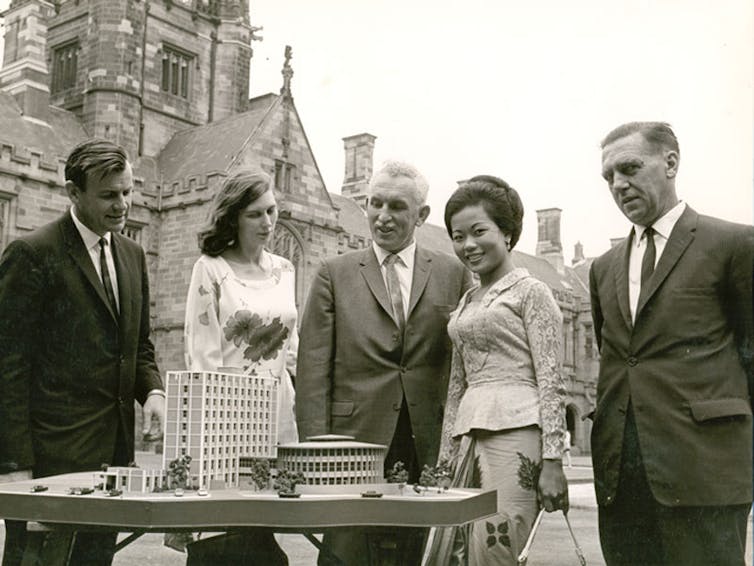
[{"x1": 505, "y1": 240, "x2": 511, "y2": 251}]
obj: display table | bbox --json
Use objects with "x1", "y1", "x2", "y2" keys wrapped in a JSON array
[{"x1": 0, "y1": 472, "x2": 496, "y2": 564}]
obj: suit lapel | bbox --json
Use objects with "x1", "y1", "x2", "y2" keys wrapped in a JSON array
[
  {"x1": 62, "y1": 214, "x2": 118, "y2": 322},
  {"x1": 407, "y1": 247, "x2": 431, "y2": 319},
  {"x1": 360, "y1": 248, "x2": 396, "y2": 324},
  {"x1": 613, "y1": 234, "x2": 633, "y2": 331},
  {"x1": 636, "y1": 207, "x2": 697, "y2": 317}
]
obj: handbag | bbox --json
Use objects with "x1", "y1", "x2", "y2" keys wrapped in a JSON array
[{"x1": 517, "y1": 508, "x2": 586, "y2": 566}]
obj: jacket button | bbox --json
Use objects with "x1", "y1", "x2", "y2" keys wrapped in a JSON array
[
  {"x1": 392, "y1": 403, "x2": 401, "y2": 411},
  {"x1": 627, "y1": 356, "x2": 637, "y2": 366},
  {"x1": 392, "y1": 333, "x2": 399, "y2": 342}
]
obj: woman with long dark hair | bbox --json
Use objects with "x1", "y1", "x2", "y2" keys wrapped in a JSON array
[{"x1": 183, "y1": 170, "x2": 297, "y2": 565}]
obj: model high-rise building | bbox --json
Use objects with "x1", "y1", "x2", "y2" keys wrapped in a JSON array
[{"x1": 163, "y1": 370, "x2": 278, "y2": 488}]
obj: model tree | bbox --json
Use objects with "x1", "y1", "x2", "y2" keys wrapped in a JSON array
[
  {"x1": 273, "y1": 469, "x2": 306, "y2": 496},
  {"x1": 167, "y1": 455, "x2": 193, "y2": 490},
  {"x1": 387, "y1": 461, "x2": 409, "y2": 484},
  {"x1": 417, "y1": 460, "x2": 453, "y2": 493},
  {"x1": 249, "y1": 458, "x2": 272, "y2": 491}
]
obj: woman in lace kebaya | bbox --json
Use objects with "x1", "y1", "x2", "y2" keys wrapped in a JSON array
[
  {"x1": 435, "y1": 175, "x2": 569, "y2": 565},
  {"x1": 183, "y1": 170, "x2": 296, "y2": 565}
]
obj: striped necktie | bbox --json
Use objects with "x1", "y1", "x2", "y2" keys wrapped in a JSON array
[
  {"x1": 638, "y1": 226, "x2": 655, "y2": 307},
  {"x1": 384, "y1": 254, "x2": 405, "y2": 331},
  {"x1": 99, "y1": 238, "x2": 118, "y2": 314}
]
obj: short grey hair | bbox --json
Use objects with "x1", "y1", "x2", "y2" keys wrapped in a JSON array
[
  {"x1": 369, "y1": 160, "x2": 429, "y2": 204},
  {"x1": 601, "y1": 121, "x2": 680, "y2": 156}
]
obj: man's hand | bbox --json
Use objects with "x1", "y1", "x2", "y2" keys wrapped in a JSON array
[
  {"x1": 0, "y1": 470, "x2": 32, "y2": 484},
  {"x1": 142, "y1": 393, "x2": 165, "y2": 440},
  {"x1": 538, "y1": 458, "x2": 569, "y2": 513}
]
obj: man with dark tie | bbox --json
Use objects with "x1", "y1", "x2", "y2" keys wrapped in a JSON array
[
  {"x1": 0, "y1": 139, "x2": 165, "y2": 566},
  {"x1": 297, "y1": 160, "x2": 471, "y2": 565},
  {"x1": 589, "y1": 122, "x2": 753, "y2": 565}
]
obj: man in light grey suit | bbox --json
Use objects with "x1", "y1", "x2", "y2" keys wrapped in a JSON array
[
  {"x1": 297, "y1": 160, "x2": 471, "y2": 565},
  {"x1": 590, "y1": 122, "x2": 753, "y2": 565}
]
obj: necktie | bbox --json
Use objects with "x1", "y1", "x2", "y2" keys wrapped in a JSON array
[
  {"x1": 99, "y1": 238, "x2": 118, "y2": 314},
  {"x1": 384, "y1": 254, "x2": 405, "y2": 331},
  {"x1": 638, "y1": 226, "x2": 655, "y2": 306}
]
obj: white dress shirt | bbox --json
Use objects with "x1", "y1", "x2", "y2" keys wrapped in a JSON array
[
  {"x1": 628, "y1": 201, "x2": 686, "y2": 320},
  {"x1": 372, "y1": 240, "x2": 416, "y2": 319},
  {"x1": 70, "y1": 207, "x2": 120, "y2": 311}
]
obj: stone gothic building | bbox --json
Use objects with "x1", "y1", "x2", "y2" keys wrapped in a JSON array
[{"x1": 0, "y1": 0, "x2": 598, "y2": 453}]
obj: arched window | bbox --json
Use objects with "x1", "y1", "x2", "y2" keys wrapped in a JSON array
[{"x1": 270, "y1": 221, "x2": 305, "y2": 309}]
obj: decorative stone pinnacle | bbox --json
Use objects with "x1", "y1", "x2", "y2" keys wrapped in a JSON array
[{"x1": 280, "y1": 45, "x2": 293, "y2": 96}]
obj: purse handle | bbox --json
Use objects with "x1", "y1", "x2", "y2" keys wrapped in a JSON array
[{"x1": 517, "y1": 509, "x2": 586, "y2": 566}]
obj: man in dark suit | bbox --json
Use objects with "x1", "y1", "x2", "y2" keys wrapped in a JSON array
[
  {"x1": 297, "y1": 160, "x2": 471, "y2": 565},
  {"x1": 0, "y1": 139, "x2": 165, "y2": 566},
  {"x1": 589, "y1": 122, "x2": 753, "y2": 565}
]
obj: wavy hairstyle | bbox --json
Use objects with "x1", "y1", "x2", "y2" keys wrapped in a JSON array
[
  {"x1": 369, "y1": 160, "x2": 429, "y2": 205},
  {"x1": 444, "y1": 174, "x2": 524, "y2": 250},
  {"x1": 198, "y1": 170, "x2": 272, "y2": 256},
  {"x1": 65, "y1": 138, "x2": 129, "y2": 192}
]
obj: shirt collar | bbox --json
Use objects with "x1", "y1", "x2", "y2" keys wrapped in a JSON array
[
  {"x1": 632, "y1": 201, "x2": 686, "y2": 244},
  {"x1": 372, "y1": 240, "x2": 416, "y2": 268},
  {"x1": 461, "y1": 267, "x2": 530, "y2": 308},
  {"x1": 70, "y1": 207, "x2": 111, "y2": 250}
]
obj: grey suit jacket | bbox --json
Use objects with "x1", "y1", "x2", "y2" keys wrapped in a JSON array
[
  {"x1": 589, "y1": 206, "x2": 753, "y2": 506},
  {"x1": 297, "y1": 245, "x2": 471, "y2": 468}
]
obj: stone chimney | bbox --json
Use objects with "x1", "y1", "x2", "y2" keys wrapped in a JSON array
[
  {"x1": 341, "y1": 133, "x2": 376, "y2": 209},
  {"x1": 572, "y1": 241, "x2": 585, "y2": 265},
  {"x1": 536, "y1": 208, "x2": 565, "y2": 274},
  {"x1": 0, "y1": 0, "x2": 53, "y2": 123}
]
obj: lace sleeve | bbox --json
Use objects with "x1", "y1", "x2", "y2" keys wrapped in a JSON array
[
  {"x1": 522, "y1": 282, "x2": 566, "y2": 459},
  {"x1": 438, "y1": 343, "x2": 467, "y2": 467}
]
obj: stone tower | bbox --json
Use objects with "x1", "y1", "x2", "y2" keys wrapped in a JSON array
[
  {"x1": 536, "y1": 207, "x2": 565, "y2": 274},
  {"x1": 33, "y1": 0, "x2": 256, "y2": 159},
  {"x1": 0, "y1": 0, "x2": 54, "y2": 122},
  {"x1": 341, "y1": 133, "x2": 376, "y2": 209}
]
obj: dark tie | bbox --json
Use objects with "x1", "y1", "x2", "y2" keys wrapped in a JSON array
[
  {"x1": 384, "y1": 254, "x2": 405, "y2": 331},
  {"x1": 638, "y1": 226, "x2": 655, "y2": 306},
  {"x1": 99, "y1": 238, "x2": 118, "y2": 314}
]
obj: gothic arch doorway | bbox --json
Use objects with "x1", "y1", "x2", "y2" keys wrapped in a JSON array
[{"x1": 270, "y1": 220, "x2": 306, "y2": 309}]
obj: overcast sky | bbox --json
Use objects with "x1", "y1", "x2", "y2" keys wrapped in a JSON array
[
  {"x1": 249, "y1": 0, "x2": 753, "y2": 262},
  {"x1": 1, "y1": 0, "x2": 751, "y2": 261}
]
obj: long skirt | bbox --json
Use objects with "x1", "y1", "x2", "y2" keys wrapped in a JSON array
[{"x1": 423, "y1": 426, "x2": 542, "y2": 566}]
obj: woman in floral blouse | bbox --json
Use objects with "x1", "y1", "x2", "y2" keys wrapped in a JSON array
[
  {"x1": 183, "y1": 170, "x2": 296, "y2": 564},
  {"x1": 433, "y1": 175, "x2": 568, "y2": 565}
]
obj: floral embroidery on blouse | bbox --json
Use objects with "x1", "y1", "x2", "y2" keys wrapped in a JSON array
[
  {"x1": 439, "y1": 267, "x2": 566, "y2": 463},
  {"x1": 223, "y1": 310, "x2": 289, "y2": 363},
  {"x1": 184, "y1": 252, "x2": 298, "y2": 377},
  {"x1": 184, "y1": 252, "x2": 299, "y2": 444}
]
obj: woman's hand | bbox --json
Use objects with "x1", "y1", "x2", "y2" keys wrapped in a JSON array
[{"x1": 538, "y1": 458, "x2": 569, "y2": 513}]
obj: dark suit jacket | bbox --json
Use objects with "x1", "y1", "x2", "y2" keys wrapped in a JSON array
[
  {"x1": 0, "y1": 212, "x2": 162, "y2": 477},
  {"x1": 589, "y1": 206, "x2": 753, "y2": 507},
  {"x1": 297, "y1": 246, "x2": 471, "y2": 469}
]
